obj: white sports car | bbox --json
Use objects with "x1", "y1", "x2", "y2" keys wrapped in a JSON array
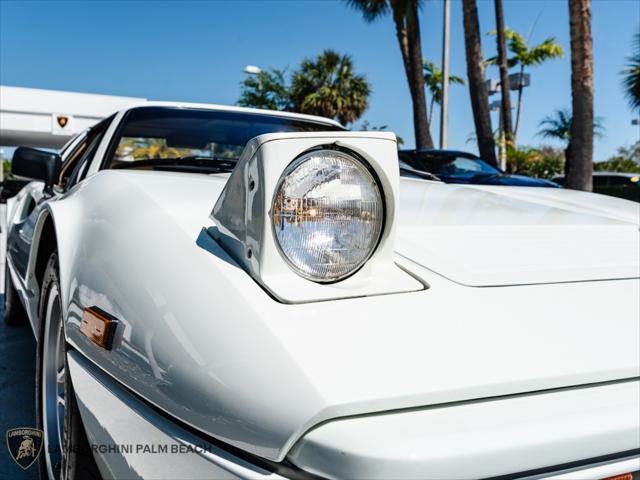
[{"x1": 5, "y1": 102, "x2": 639, "y2": 480}]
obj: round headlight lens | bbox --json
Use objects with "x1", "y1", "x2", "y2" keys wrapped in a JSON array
[{"x1": 271, "y1": 149, "x2": 384, "y2": 283}]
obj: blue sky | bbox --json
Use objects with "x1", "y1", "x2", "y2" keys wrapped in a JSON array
[{"x1": 1, "y1": 0, "x2": 638, "y2": 160}]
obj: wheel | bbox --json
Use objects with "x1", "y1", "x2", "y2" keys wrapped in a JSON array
[
  {"x1": 4, "y1": 262, "x2": 28, "y2": 326},
  {"x1": 36, "y1": 253, "x2": 101, "y2": 480}
]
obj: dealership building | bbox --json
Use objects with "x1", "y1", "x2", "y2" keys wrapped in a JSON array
[
  {"x1": 0, "y1": 85, "x2": 144, "y2": 149},
  {"x1": 0, "y1": 85, "x2": 144, "y2": 181}
]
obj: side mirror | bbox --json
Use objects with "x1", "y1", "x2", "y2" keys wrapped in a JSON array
[{"x1": 11, "y1": 147, "x2": 61, "y2": 195}]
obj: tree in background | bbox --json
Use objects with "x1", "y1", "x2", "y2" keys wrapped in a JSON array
[
  {"x1": 567, "y1": 0, "x2": 594, "y2": 191},
  {"x1": 237, "y1": 50, "x2": 371, "y2": 126},
  {"x1": 461, "y1": 0, "x2": 498, "y2": 167},
  {"x1": 493, "y1": 0, "x2": 514, "y2": 145},
  {"x1": 487, "y1": 28, "x2": 564, "y2": 141},
  {"x1": 537, "y1": 108, "x2": 573, "y2": 145},
  {"x1": 423, "y1": 60, "x2": 464, "y2": 125},
  {"x1": 595, "y1": 141, "x2": 640, "y2": 173},
  {"x1": 621, "y1": 32, "x2": 640, "y2": 111},
  {"x1": 290, "y1": 50, "x2": 371, "y2": 125},
  {"x1": 359, "y1": 120, "x2": 405, "y2": 146},
  {"x1": 537, "y1": 108, "x2": 604, "y2": 161},
  {"x1": 237, "y1": 68, "x2": 292, "y2": 111},
  {"x1": 359, "y1": 120, "x2": 387, "y2": 131},
  {"x1": 346, "y1": 0, "x2": 434, "y2": 149}
]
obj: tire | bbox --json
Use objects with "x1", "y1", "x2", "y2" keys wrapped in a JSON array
[
  {"x1": 4, "y1": 262, "x2": 28, "y2": 326},
  {"x1": 36, "y1": 253, "x2": 101, "y2": 480}
]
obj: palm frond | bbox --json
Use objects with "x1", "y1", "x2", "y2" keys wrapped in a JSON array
[
  {"x1": 500, "y1": 27, "x2": 563, "y2": 69},
  {"x1": 484, "y1": 55, "x2": 499, "y2": 66},
  {"x1": 422, "y1": 59, "x2": 464, "y2": 104},
  {"x1": 622, "y1": 32, "x2": 640, "y2": 110},
  {"x1": 537, "y1": 108, "x2": 606, "y2": 142},
  {"x1": 526, "y1": 38, "x2": 564, "y2": 66},
  {"x1": 505, "y1": 28, "x2": 529, "y2": 60},
  {"x1": 537, "y1": 108, "x2": 572, "y2": 141},
  {"x1": 344, "y1": 0, "x2": 389, "y2": 22}
]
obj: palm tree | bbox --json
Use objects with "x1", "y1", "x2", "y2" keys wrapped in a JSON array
[
  {"x1": 487, "y1": 28, "x2": 564, "y2": 141},
  {"x1": 538, "y1": 108, "x2": 604, "y2": 142},
  {"x1": 345, "y1": 0, "x2": 434, "y2": 148},
  {"x1": 290, "y1": 50, "x2": 371, "y2": 125},
  {"x1": 567, "y1": 0, "x2": 594, "y2": 191},
  {"x1": 622, "y1": 32, "x2": 640, "y2": 110},
  {"x1": 537, "y1": 108, "x2": 574, "y2": 144},
  {"x1": 423, "y1": 60, "x2": 464, "y2": 124},
  {"x1": 493, "y1": 0, "x2": 514, "y2": 143},
  {"x1": 537, "y1": 108, "x2": 603, "y2": 168},
  {"x1": 462, "y1": 0, "x2": 498, "y2": 167}
]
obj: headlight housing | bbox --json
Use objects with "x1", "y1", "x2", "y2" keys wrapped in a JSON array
[{"x1": 271, "y1": 149, "x2": 384, "y2": 283}]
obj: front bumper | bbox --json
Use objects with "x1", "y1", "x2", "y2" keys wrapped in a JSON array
[
  {"x1": 69, "y1": 350, "x2": 639, "y2": 480},
  {"x1": 68, "y1": 351, "x2": 286, "y2": 480},
  {"x1": 287, "y1": 380, "x2": 640, "y2": 479}
]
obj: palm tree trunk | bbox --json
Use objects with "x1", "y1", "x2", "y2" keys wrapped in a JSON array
[
  {"x1": 406, "y1": 4, "x2": 434, "y2": 149},
  {"x1": 494, "y1": 0, "x2": 513, "y2": 143},
  {"x1": 567, "y1": 0, "x2": 594, "y2": 191},
  {"x1": 513, "y1": 64, "x2": 525, "y2": 140},
  {"x1": 392, "y1": 4, "x2": 434, "y2": 150},
  {"x1": 462, "y1": 0, "x2": 498, "y2": 166},
  {"x1": 429, "y1": 96, "x2": 435, "y2": 125}
]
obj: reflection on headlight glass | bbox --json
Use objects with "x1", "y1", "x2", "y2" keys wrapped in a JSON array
[{"x1": 272, "y1": 150, "x2": 383, "y2": 282}]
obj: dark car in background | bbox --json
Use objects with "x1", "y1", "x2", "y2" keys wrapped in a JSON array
[
  {"x1": 553, "y1": 172, "x2": 640, "y2": 202},
  {"x1": 399, "y1": 149, "x2": 559, "y2": 187}
]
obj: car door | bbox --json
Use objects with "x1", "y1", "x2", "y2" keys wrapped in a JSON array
[{"x1": 6, "y1": 117, "x2": 113, "y2": 284}]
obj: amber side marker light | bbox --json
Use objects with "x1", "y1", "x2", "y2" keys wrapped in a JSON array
[
  {"x1": 80, "y1": 306, "x2": 119, "y2": 350},
  {"x1": 603, "y1": 473, "x2": 634, "y2": 480}
]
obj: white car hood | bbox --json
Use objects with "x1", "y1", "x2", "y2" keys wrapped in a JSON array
[
  {"x1": 396, "y1": 179, "x2": 640, "y2": 286},
  {"x1": 59, "y1": 171, "x2": 640, "y2": 462}
]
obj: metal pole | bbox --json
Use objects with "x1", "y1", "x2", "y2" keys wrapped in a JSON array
[{"x1": 439, "y1": 0, "x2": 450, "y2": 149}]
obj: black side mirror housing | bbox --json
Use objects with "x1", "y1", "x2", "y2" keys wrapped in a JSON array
[{"x1": 11, "y1": 147, "x2": 62, "y2": 196}]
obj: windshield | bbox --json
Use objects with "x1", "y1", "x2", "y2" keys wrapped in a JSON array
[
  {"x1": 409, "y1": 153, "x2": 500, "y2": 178},
  {"x1": 104, "y1": 107, "x2": 344, "y2": 173}
]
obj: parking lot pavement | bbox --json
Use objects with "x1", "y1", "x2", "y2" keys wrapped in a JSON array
[
  {"x1": 0, "y1": 300, "x2": 37, "y2": 479},
  {"x1": 0, "y1": 203, "x2": 38, "y2": 479}
]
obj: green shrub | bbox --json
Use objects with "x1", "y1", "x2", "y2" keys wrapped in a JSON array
[
  {"x1": 594, "y1": 157, "x2": 640, "y2": 173},
  {"x1": 506, "y1": 145, "x2": 564, "y2": 179}
]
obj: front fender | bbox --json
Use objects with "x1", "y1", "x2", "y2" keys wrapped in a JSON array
[
  {"x1": 49, "y1": 170, "x2": 335, "y2": 461},
  {"x1": 46, "y1": 169, "x2": 640, "y2": 466}
]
